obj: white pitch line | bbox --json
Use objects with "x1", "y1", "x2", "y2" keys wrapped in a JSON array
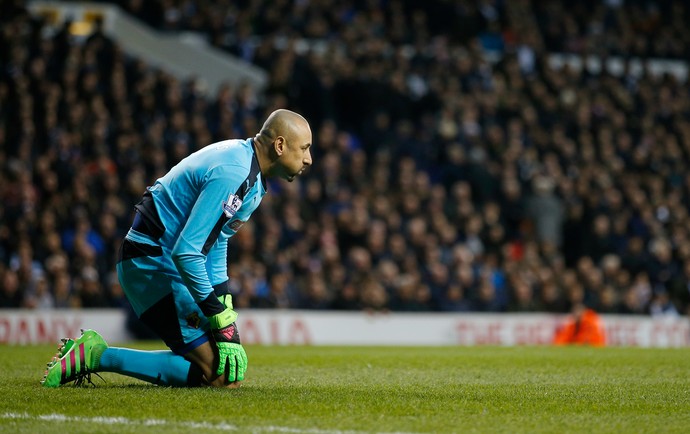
[{"x1": 1, "y1": 412, "x2": 417, "y2": 434}]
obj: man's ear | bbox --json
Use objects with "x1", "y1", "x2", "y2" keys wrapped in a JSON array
[{"x1": 274, "y1": 136, "x2": 286, "y2": 156}]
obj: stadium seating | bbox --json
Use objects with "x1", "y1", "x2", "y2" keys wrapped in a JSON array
[{"x1": 1, "y1": 1, "x2": 689, "y2": 317}]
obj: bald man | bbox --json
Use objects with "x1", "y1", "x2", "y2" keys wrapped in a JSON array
[{"x1": 42, "y1": 110, "x2": 313, "y2": 388}]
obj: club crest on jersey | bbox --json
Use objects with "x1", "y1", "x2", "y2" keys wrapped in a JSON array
[
  {"x1": 185, "y1": 312, "x2": 201, "y2": 329},
  {"x1": 222, "y1": 194, "x2": 243, "y2": 218}
]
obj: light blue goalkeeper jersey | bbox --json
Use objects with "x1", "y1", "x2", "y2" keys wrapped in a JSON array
[{"x1": 143, "y1": 138, "x2": 266, "y2": 304}]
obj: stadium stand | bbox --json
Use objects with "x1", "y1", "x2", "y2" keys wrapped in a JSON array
[{"x1": 1, "y1": 0, "x2": 689, "y2": 318}]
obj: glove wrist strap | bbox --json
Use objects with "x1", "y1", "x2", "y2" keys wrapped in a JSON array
[
  {"x1": 209, "y1": 307, "x2": 238, "y2": 329},
  {"x1": 198, "y1": 293, "x2": 225, "y2": 317}
]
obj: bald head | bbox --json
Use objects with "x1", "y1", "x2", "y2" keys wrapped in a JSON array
[
  {"x1": 253, "y1": 109, "x2": 313, "y2": 182},
  {"x1": 257, "y1": 109, "x2": 311, "y2": 146}
]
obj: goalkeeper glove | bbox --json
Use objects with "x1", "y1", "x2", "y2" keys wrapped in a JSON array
[{"x1": 208, "y1": 294, "x2": 248, "y2": 382}]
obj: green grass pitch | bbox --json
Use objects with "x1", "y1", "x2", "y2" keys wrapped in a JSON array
[{"x1": 1, "y1": 343, "x2": 689, "y2": 433}]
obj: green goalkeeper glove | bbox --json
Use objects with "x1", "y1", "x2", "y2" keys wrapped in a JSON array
[{"x1": 208, "y1": 294, "x2": 248, "y2": 382}]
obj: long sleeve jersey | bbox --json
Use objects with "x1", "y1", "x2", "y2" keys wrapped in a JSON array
[{"x1": 142, "y1": 138, "x2": 266, "y2": 309}]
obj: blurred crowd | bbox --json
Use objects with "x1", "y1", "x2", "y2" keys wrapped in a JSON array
[{"x1": 1, "y1": 0, "x2": 689, "y2": 317}]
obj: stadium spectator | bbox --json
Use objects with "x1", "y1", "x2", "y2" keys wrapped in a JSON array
[{"x1": 0, "y1": 268, "x2": 23, "y2": 308}]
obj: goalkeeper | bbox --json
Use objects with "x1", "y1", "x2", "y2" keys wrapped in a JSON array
[{"x1": 42, "y1": 109, "x2": 313, "y2": 388}]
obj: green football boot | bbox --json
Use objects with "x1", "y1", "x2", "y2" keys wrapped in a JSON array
[
  {"x1": 56, "y1": 337, "x2": 75, "y2": 357},
  {"x1": 41, "y1": 329, "x2": 108, "y2": 388}
]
